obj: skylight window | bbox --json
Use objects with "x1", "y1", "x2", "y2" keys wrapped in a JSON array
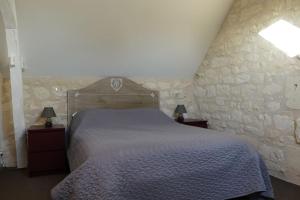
[{"x1": 259, "y1": 20, "x2": 300, "y2": 57}]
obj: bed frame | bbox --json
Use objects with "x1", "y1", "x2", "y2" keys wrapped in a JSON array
[{"x1": 67, "y1": 77, "x2": 159, "y2": 126}]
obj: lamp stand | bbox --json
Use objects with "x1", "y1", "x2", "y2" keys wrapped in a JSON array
[
  {"x1": 176, "y1": 114, "x2": 184, "y2": 123},
  {"x1": 45, "y1": 117, "x2": 53, "y2": 128}
]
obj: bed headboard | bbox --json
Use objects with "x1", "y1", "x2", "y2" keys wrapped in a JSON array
[{"x1": 67, "y1": 77, "x2": 159, "y2": 125}]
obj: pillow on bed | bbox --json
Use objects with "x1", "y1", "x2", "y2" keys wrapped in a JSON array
[{"x1": 70, "y1": 108, "x2": 174, "y2": 131}]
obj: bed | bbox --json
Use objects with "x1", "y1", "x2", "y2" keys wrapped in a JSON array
[{"x1": 51, "y1": 77, "x2": 274, "y2": 200}]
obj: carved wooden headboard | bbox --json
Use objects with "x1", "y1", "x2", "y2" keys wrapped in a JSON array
[{"x1": 67, "y1": 77, "x2": 159, "y2": 125}]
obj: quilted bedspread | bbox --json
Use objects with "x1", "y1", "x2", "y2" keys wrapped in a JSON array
[{"x1": 51, "y1": 108, "x2": 273, "y2": 200}]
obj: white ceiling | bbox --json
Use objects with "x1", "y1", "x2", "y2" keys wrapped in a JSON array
[
  {"x1": 16, "y1": 0, "x2": 233, "y2": 78},
  {"x1": 0, "y1": 13, "x2": 9, "y2": 72}
]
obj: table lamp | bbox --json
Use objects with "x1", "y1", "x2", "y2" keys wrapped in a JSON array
[
  {"x1": 41, "y1": 107, "x2": 56, "y2": 128},
  {"x1": 175, "y1": 105, "x2": 187, "y2": 123}
]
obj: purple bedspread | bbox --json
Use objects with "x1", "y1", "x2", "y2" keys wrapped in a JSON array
[{"x1": 51, "y1": 108, "x2": 273, "y2": 200}]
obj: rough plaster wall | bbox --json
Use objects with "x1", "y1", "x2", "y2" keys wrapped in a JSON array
[
  {"x1": 194, "y1": 0, "x2": 300, "y2": 185},
  {"x1": 23, "y1": 77, "x2": 198, "y2": 128}
]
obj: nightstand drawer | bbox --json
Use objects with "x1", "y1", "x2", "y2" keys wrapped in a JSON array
[
  {"x1": 28, "y1": 130, "x2": 65, "y2": 152},
  {"x1": 28, "y1": 150, "x2": 66, "y2": 172}
]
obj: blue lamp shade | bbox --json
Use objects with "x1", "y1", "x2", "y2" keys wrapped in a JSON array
[
  {"x1": 175, "y1": 105, "x2": 187, "y2": 114},
  {"x1": 41, "y1": 107, "x2": 56, "y2": 118}
]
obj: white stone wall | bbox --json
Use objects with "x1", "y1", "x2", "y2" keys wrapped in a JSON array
[
  {"x1": 194, "y1": 0, "x2": 300, "y2": 185},
  {"x1": 1, "y1": 77, "x2": 16, "y2": 167},
  {"x1": 23, "y1": 77, "x2": 198, "y2": 128},
  {"x1": 2, "y1": 75, "x2": 199, "y2": 168}
]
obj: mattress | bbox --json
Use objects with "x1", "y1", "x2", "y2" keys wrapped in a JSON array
[{"x1": 51, "y1": 108, "x2": 273, "y2": 200}]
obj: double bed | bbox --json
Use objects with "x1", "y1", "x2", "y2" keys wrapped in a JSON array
[{"x1": 51, "y1": 77, "x2": 273, "y2": 200}]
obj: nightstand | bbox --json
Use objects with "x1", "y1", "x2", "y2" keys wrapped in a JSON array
[
  {"x1": 177, "y1": 119, "x2": 208, "y2": 128},
  {"x1": 27, "y1": 124, "x2": 67, "y2": 176}
]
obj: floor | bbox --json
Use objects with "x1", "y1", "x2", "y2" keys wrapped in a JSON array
[
  {"x1": 0, "y1": 169, "x2": 300, "y2": 200},
  {"x1": 0, "y1": 169, "x2": 65, "y2": 200}
]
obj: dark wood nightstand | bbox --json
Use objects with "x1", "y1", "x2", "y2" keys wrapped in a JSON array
[
  {"x1": 27, "y1": 124, "x2": 67, "y2": 176},
  {"x1": 177, "y1": 119, "x2": 208, "y2": 128}
]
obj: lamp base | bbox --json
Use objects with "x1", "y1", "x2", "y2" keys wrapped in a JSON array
[
  {"x1": 176, "y1": 115, "x2": 185, "y2": 123},
  {"x1": 45, "y1": 118, "x2": 53, "y2": 128}
]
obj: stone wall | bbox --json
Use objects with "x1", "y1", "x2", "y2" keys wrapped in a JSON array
[
  {"x1": 23, "y1": 76, "x2": 198, "y2": 128},
  {"x1": 2, "y1": 75, "x2": 199, "y2": 168},
  {"x1": 194, "y1": 0, "x2": 300, "y2": 185},
  {"x1": 1, "y1": 76, "x2": 16, "y2": 167}
]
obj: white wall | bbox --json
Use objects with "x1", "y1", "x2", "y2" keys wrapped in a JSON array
[
  {"x1": 16, "y1": 0, "x2": 233, "y2": 78},
  {"x1": 0, "y1": 13, "x2": 8, "y2": 71}
]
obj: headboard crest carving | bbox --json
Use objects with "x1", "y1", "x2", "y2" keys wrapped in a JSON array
[
  {"x1": 110, "y1": 78, "x2": 123, "y2": 92},
  {"x1": 67, "y1": 77, "x2": 159, "y2": 126}
]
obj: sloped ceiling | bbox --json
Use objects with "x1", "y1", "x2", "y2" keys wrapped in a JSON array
[
  {"x1": 16, "y1": 0, "x2": 233, "y2": 78},
  {"x1": 0, "y1": 13, "x2": 9, "y2": 72}
]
